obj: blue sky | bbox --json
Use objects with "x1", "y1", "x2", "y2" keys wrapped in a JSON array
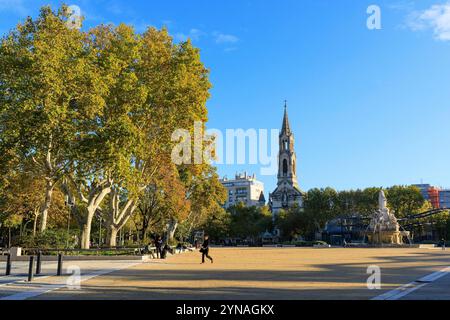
[{"x1": 1, "y1": 0, "x2": 450, "y2": 195}]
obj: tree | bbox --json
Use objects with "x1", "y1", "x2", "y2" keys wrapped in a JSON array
[
  {"x1": 228, "y1": 204, "x2": 272, "y2": 241},
  {"x1": 99, "y1": 25, "x2": 215, "y2": 246},
  {"x1": 0, "y1": 5, "x2": 219, "y2": 249},
  {"x1": 0, "y1": 172, "x2": 42, "y2": 236},
  {"x1": 386, "y1": 185, "x2": 425, "y2": 218},
  {"x1": 129, "y1": 163, "x2": 190, "y2": 246},
  {"x1": 334, "y1": 188, "x2": 379, "y2": 218},
  {"x1": 423, "y1": 210, "x2": 450, "y2": 241},
  {"x1": 201, "y1": 207, "x2": 231, "y2": 242},
  {"x1": 180, "y1": 166, "x2": 227, "y2": 237},
  {"x1": 0, "y1": 163, "x2": 68, "y2": 242},
  {"x1": 276, "y1": 206, "x2": 312, "y2": 241},
  {"x1": 133, "y1": 186, "x2": 166, "y2": 243},
  {"x1": 0, "y1": 6, "x2": 104, "y2": 232},
  {"x1": 84, "y1": 23, "x2": 147, "y2": 248},
  {"x1": 303, "y1": 188, "x2": 340, "y2": 232}
]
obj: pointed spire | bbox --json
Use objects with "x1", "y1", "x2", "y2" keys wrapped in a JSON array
[
  {"x1": 259, "y1": 191, "x2": 266, "y2": 203},
  {"x1": 281, "y1": 100, "x2": 291, "y2": 135}
]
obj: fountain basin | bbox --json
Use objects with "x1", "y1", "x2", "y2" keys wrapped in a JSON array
[{"x1": 367, "y1": 230, "x2": 410, "y2": 245}]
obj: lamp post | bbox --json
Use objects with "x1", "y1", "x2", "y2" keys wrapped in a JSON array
[
  {"x1": 65, "y1": 196, "x2": 74, "y2": 249},
  {"x1": 99, "y1": 216, "x2": 102, "y2": 247},
  {"x1": 95, "y1": 212, "x2": 103, "y2": 248}
]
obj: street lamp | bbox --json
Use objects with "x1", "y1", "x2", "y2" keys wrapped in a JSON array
[
  {"x1": 65, "y1": 196, "x2": 74, "y2": 249},
  {"x1": 95, "y1": 212, "x2": 103, "y2": 248},
  {"x1": 99, "y1": 216, "x2": 102, "y2": 247}
]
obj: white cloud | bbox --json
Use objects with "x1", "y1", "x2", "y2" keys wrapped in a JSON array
[
  {"x1": 174, "y1": 28, "x2": 205, "y2": 42},
  {"x1": 172, "y1": 29, "x2": 240, "y2": 51},
  {"x1": 213, "y1": 32, "x2": 239, "y2": 44},
  {"x1": 407, "y1": 1, "x2": 450, "y2": 41}
]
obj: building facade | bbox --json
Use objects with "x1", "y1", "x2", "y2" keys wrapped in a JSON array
[
  {"x1": 220, "y1": 173, "x2": 266, "y2": 209},
  {"x1": 413, "y1": 184, "x2": 441, "y2": 209},
  {"x1": 269, "y1": 103, "x2": 304, "y2": 216},
  {"x1": 439, "y1": 189, "x2": 450, "y2": 209}
]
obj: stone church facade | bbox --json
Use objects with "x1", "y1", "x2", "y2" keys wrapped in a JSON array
[{"x1": 269, "y1": 103, "x2": 304, "y2": 216}]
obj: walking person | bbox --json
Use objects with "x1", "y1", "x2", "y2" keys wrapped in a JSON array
[
  {"x1": 441, "y1": 238, "x2": 446, "y2": 251},
  {"x1": 200, "y1": 235, "x2": 214, "y2": 264}
]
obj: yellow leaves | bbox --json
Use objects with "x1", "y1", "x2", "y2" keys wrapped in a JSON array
[{"x1": 1, "y1": 4, "x2": 221, "y2": 234}]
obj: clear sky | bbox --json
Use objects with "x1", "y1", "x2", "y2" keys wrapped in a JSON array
[{"x1": 1, "y1": 0, "x2": 450, "y2": 195}]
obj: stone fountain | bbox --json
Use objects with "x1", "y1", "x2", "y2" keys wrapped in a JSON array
[{"x1": 367, "y1": 190, "x2": 410, "y2": 245}]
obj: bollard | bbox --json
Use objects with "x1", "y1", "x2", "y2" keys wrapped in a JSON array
[
  {"x1": 36, "y1": 251, "x2": 42, "y2": 275},
  {"x1": 28, "y1": 256, "x2": 34, "y2": 282},
  {"x1": 5, "y1": 253, "x2": 11, "y2": 276},
  {"x1": 57, "y1": 253, "x2": 63, "y2": 276}
]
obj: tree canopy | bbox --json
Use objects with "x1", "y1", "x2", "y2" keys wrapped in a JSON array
[
  {"x1": 276, "y1": 186, "x2": 428, "y2": 241},
  {"x1": 0, "y1": 5, "x2": 225, "y2": 249}
]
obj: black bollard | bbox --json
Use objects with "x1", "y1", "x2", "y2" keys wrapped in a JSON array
[
  {"x1": 28, "y1": 256, "x2": 34, "y2": 282},
  {"x1": 57, "y1": 253, "x2": 63, "y2": 276},
  {"x1": 36, "y1": 251, "x2": 42, "y2": 275},
  {"x1": 5, "y1": 253, "x2": 11, "y2": 276}
]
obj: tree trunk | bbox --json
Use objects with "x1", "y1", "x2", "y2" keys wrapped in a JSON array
[
  {"x1": 80, "y1": 221, "x2": 92, "y2": 250},
  {"x1": 33, "y1": 218, "x2": 37, "y2": 237},
  {"x1": 167, "y1": 219, "x2": 178, "y2": 244},
  {"x1": 80, "y1": 206, "x2": 95, "y2": 249},
  {"x1": 40, "y1": 180, "x2": 54, "y2": 232},
  {"x1": 107, "y1": 225, "x2": 119, "y2": 247},
  {"x1": 140, "y1": 216, "x2": 150, "y2": 244},
  {"x1": 142, "y1": 229, "x2": 148, "y2": 244},
  {"x1": 105, "y1": 193, "x2": 137, "y2": 248},
  {"x1": 74, "y1": 179, "x2": 112, "y2": 249}
]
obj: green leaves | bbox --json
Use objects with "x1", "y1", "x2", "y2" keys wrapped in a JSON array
[
  {"x1": 276, "y1": 186, "x2": 427, "y2": 240},
  {"x1": 385, "y1": 185, "x2": 425, "y2": 218},
  {"x1": 226, "y1": 204, "x2": 272, "y2": 240},
  {"x1": 1, "y1": 4, "x2": 218, "y2": 246}
]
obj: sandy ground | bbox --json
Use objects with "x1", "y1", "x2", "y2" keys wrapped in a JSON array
[{"x1": 5, "y1": 247, "x2": 443, "y2": 300}]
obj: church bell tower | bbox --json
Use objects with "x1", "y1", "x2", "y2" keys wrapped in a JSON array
[
  {"x1": 269, "y1": 101, "x2": 304, "y2": 215},
  {"x1": 278, "y1": 102, "x2": 299, "y2": 189}
]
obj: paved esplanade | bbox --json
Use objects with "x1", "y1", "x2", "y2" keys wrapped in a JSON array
[{"x1": 0, "y1": 248, "x2": 449, "y2": 300}]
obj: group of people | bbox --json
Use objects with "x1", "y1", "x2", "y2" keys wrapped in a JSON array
[
  {"x1": 151, "y1": 234, "x2": 214, "y2": 264},
  {"x1": 151, "y1": 235, "x2": 168, "y2": 259}
]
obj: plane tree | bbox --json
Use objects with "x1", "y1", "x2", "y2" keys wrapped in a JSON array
[{"x1": 0, "y1": 6, "x2": 105, "y2": 232}]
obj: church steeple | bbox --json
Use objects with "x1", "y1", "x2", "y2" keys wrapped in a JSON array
[
  {"x1": 269, "y1": 101, "x2": 304, "y2": 216},
  {"x1": 277, "y1": 101, "x2": 298, "y2": 189},
  {"x1": 281, "y1": 100, "x2": 291, "y2": 135}
]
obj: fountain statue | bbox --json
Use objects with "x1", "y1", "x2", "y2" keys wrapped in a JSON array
[{"x1": 367, "y1": 190, "x2": 410, "y2": 245}]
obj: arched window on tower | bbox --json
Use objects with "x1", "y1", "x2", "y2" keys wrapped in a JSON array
[
  {"x1": 283, "y1": 159, "x2": 288, "y2": 177},
  {"x1": 284, "y1": 140, "x2": 288, "y2": 151}
]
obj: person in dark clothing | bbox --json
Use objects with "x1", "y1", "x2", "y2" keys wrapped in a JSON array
[
  {"x1": 201, "y1": 235, "x2": 213, "y2": 264},
  {"x1": 155, "y1": 235, "x2": 163, "y2": 259},
  {"x1": 161, "y1": 243, "x2": 170, "y2": 259}
]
